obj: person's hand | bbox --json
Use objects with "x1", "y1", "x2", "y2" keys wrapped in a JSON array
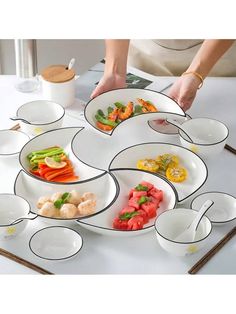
[
  {"x1": 168, "y1": 74, "x2": 202, "y2": 111},
  {"x1": 90, "y1": 73, "x2": 126, "y2": 99}
]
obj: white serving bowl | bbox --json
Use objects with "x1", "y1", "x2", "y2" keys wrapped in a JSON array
[
  {"x1": 109, "y1": 142, "x2": 208, "y2": 202},
  {"x1": 0, "y1": 194, "x2": 31, "y2": 239},
  {"x1": 0, "y1": 130, "x2": 29, "y2": 162},
  {"x1": 154, "y1": 208, "x2": 212, "y2": 256},
  {"x1": 85, "y1": 88, "x2": 185, "y2": 136},
  {"x1": 15, "y1": 100, "x2": 65, "y2": 136},
  {"x1": 191, "y1": 192, "x2": 236, "y2": 225},
  {"x1": 14, "y1": 169, "x2": 118, "y2": 224},
  {"x1": 178, "y1": 118, "x2": 229, "y2": 158},
  {"x1": 77, "y1": 168, "x2": 177, "y2": 237},
  {"x1": 19, "y1": 127, "x2": 104, "y2": 183},
  {"x1": 29, "y1": 226, "x2": 83, "y2": 260},
  {"x1": 148, "y1": 114, "x2": 191, "y2": 135}
]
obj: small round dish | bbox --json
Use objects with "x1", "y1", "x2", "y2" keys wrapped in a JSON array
[
  {"x1": 191, "y1": 192, "x2": 236, "y2": 224},
  {"x1": 29, "y1": 226, "x2": 83, "y2": 260},
  {"x1": 0, "y1": 130, "x2": 29, "y2": 159}
]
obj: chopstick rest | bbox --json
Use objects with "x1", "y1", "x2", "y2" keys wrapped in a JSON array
[{"x1": 188, "y1": 226, "x2": 236, "y2": 274}]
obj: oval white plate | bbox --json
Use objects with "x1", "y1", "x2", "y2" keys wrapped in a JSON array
[
  {"x1": 29, "y1": 226, "x2": 83, "y2": 260},
  {"x1": 108, "y1": 142, "x2": 208, "y2": 202},
  {"x1": 19, "y1": 127, "x2": 104, "y2": 183},
  {"x1": 85, "y1": 88, "x2": 185, "y2": 136},
  {"x1": 14, "y1": 169, "x2": 119, "y2": 223},
  {"x1": 77, "y1": 168, "x2": 177, "y2": 237},
  {"x1": 191, "y1": 191, "x2": 236, "y2": 224}
]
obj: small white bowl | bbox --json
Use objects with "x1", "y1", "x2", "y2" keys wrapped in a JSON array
[
  {"x1": 191, "y1": 192, "x2": 236, "y2": 225},
  {"x1": 85, "y1": 88, "x2": 185, "y2": 136},
  {"x1": 29, "y1": 226, "x2": 83, "y2": 260},
  {"x1": 154, "y1": 208, "x2": 212, "y2": 256},
  {"x1": 178, "y1": 118, "x2": 229, "y2": 158},
  {"x1": 0, "y1": 194, "x2": 31, "y2": 239},
  {"x1": 77, "y1": 168, "x2": 177, "y2": 237},
  {"x1": 15, "y1": 100, "x2": 65, "y2": 136},
  {"x1": 0, "y1": 130, "x2": 29, "y2": 161}
]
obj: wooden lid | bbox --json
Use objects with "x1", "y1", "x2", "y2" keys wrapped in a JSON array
[{"x1": 41, "y1": 65, "x2": 75, "y2": 83}]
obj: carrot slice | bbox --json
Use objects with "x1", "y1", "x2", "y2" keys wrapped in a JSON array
[{"x1": 96, "y1": 121, "x2": 113, "y2": 131}]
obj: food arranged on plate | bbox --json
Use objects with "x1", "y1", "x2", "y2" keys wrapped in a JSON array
[
  {"x1": 37, "y1": 190, "x2": 97, "y2": 218},
  {"x1": 137, "y1": 153, "x2": 188, "y2": 183},
  {"x1": 95, "y1": 98, "x2": 158, "y2": 131},
  {"x1": 27, "y1": 146, "x2": 78, "y2": 182},
  {"x1": 113, "y1": 181, "x2": 163, "y2": 231}
]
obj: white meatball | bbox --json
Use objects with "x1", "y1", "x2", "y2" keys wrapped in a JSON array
[
  {"x1": 60, "y1": 203, "x2": 78, "y2": 219},
  {"x1": 67, "y1": 190, "x2": 81, "y2": 205},
  {"x1": 50, "y1": 192, "x2": 63, "y2": 203},
  {"x1": 82, "y1": 192, "x2": 96, "y2": 202},
  {"x1": 37, "y1": 196, "x2": 51, "y2": 209},
  {"x1": 78, "y1": 200, "x2": 96, "y2": 216},
  {"x1": 38, "y1": 202, "x2": 58, "y2": 218}
]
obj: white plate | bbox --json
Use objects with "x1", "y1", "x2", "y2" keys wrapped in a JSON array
[
  {"x1": 19, "y1": 127, "x2": 104, "y2": 183},
  {"x1": 85, "y1": 88, "x2": 185, "y2": 136},
  {"x1": 108, "y1": 142, "x2": 208, "y2": 202},
  {"x1": 191, "y1": 192, "x2": 236, "y2": 224},
  {"x1": 77, "y1": 168, "x2": 177, "y2": 237},
  {"x1": 29, "y1": 226, "x2": 83, "y2": 260},
  {"x1": 14, "y1": 169, "x2": 119, "y2": 224},
  {"x1": 0, "y1": 130, "x2": 29, "y2": 157}
]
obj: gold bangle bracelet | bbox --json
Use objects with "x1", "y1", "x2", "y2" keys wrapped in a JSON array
[{"x1": 182, "y1": 71, "x2": 204, "y2": 89}]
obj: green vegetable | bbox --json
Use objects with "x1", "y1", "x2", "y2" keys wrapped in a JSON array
[
  {"x1": 119, "y1": 211, "x2": 139, "y2": 220},
  {"x1": 54, "y1": 192, "x2": 71, "y2": 209},
  {"x1": 135, "y1": 184, "x2": 148, "y2": 191},
  {"x1": 97, "y1": 109, "x2": 106, "y2": 118},
  {"x1": 134, "y1": 105, "x2": 143, "y2": 115},
  {"x1": 95, "y1": 114, "x2": 118, "y2": 127},
  {"x1": 138, "y1": 196, "x2": 149, "y2": 205},
  {"x1": 53, "y1": 156, "x2": 61, "y2": 163},
  {"x1": 114, "y1": 102, "x2": 125, "y2": 109},
  {"x1": 107, "y1": 106, "x2": 114, "y2": 114},
  {"x1": 62, "y1": 192, "x2": 70, "y2": 202}
]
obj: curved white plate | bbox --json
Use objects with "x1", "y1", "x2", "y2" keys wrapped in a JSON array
[
  {"x1": 191, "y1": 191, "x2": 236, "y2": 224},
  {"x1": 108, "y1": 143, "x2": 208, "y2": 202},
  {"x1": 19, "y1": 127, "x2": 104, "y2": 183},
  {"x1": 77, "y1": 168, "x2": 177, "y2": 237},
  {"x1": 29, "y1": 226, "x2": 83, "y2": 260},
  {"x1": 14, "y1": 169, "x2": 119, "y2": 223},
  {"x1": 85, "y1": 88, "x2": 185, "y2": 136}
]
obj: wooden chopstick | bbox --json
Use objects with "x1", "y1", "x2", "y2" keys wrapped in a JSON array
[
  {"x1": 0, "y1": 248, "x2": 54, "y2": 275},
  {"x1": 188, "y1": 226, "x2": 236, "y2": 274},
  {"x1": 225, "y1": 144, "x2": 236, "y2": 155},
  {"x1": 10, "y1": 123, "x2": 20, "y2": 131}
]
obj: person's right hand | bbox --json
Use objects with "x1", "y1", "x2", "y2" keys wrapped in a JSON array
[{"x1": 90, "y1": 73, "x2": 126, "y2": 99}]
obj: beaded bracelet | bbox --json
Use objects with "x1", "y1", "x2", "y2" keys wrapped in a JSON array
[{"x1": 182, "y1": 71, "x2": 204, "y2": 89}]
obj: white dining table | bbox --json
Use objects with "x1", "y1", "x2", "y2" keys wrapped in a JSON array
[{"x1": 0, "y1": 67, "x2": 235, "y2": 274}]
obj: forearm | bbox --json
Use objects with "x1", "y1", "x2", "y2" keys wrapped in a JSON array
[
  {"x1": 104, "y1": 39, "x2": 130, "y2": 76},
  {"x1": 187, "y1": 39, "x2": 235, "y2": 78}
]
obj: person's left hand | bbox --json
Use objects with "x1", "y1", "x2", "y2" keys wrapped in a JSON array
[{"x1": 168, "y1": 74, "x2": 202, "y2": 111}]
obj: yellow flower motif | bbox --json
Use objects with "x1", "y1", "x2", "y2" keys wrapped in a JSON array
[
  {"x1": 34, "y1": 127, "x2": 43, "y2": 135},
  {"x1": 187, "y1": 244, "x2": 198, "y2": 254},
  {"x1": 190, "y1": 145, "x2": 198, "y2": 154},
  {"x1": 6, "y1": 226, "x2": 16, "y2": 235}
]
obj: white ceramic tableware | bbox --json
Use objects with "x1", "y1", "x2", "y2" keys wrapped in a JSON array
[
  {"x1": 0, "y1": 130, "x2": 29, "y2": 161},
  {"x1": 154, "y1": 208, "x2": 212, "y2": 256},
  {"x1": 191, "y1": 192, "x2": 236, "y2": 224},
  {"x1": 85, "y1": 88, "x2": 185, "y2": 136},
  {"x1": 14, "y1": 169, "x2": 118, "y2": 224},
  {"x1": 19, "y1": 127, "x2": 104, "y2": 183},
  {"x1": 29, "y1": 226, "x2": 83, "y2": 260},
  {"x1": 108, "y1": 142, "x2": 208, "y2": 202},
  {"x1": 0, "y1": 194, "x2": 31, "y2": 239},
  {"x1": 178, "y1": 118, "x2": 229, "y2": 158},
  {"x1": 77, "y1": 168, "x2": 177, "y2": 237},
  {"x1": 14, "y1": 100, "x2": 65, "y2": 136}
]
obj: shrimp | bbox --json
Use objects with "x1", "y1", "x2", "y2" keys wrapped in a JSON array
[
  {"x1": 60, "y1": 203, "x2": 78, "y2": 218},
  {"x1": 118, "y1": 101, "x2": 133, "y2": 120},
  {"x1": 108, "y1": 108, "x2": 119, "y2": 122},
  {"x1": 137, "y1": 98, "x2": 157, "y2": 112},
  {"x1": 78, "y1": 199, "x2": 96, "y2": 216}
]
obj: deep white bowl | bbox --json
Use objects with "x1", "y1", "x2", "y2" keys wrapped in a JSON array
[
  {"x1": 0, "y1": 194, "x2": 31, "y2": 239},
  {"x1": 29, "y1": 226, "x2": 83, "y2": 260},
  {"x1": 15, "y1": 100, "x2": 65, "y2": 136},
  {"x1": 191, "y1": 192, "x2": 236, "y2": 225},
  {"x1": 77, "y1": 168, "x2": 177, "y2": 237},
  {"x1": 0, "y1": 130, "x2": 29, "y2": 161},
  {"x1": 108, "y1": 142, "x2": 208, "y2": 202},
  {"x1": 85, "y1": 88, "x2": 185, "y2": 136},
  {"x1": 178, "y1": 118, "x2": 229, "y2": 158},
  {"x1": 155, "y1": 208, "x2": 212, "y2": 256}
]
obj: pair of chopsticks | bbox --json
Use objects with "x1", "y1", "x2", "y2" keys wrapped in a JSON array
[
  {"x1": 188, "y1": 226, "x2": 236, "y2": 274},
  {"x1": 0, "y1": 248, "x2": 54, "y2": 274}
]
